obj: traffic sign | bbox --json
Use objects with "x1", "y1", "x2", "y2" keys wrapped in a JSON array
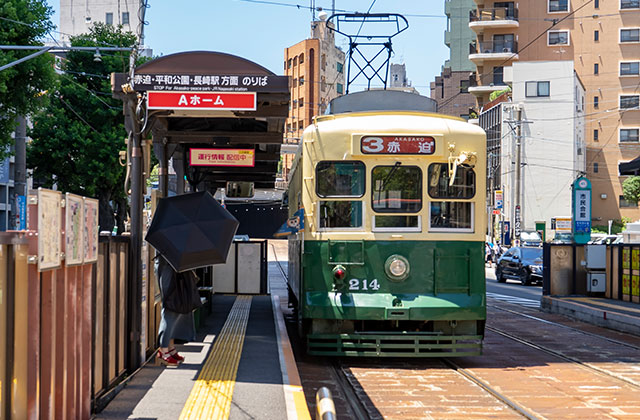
[
  {"x1": 494, "y1": 190, "x2": 503, "y2": 209},
  {"x1": 147, "y1": 91, "x2": 257, "y2": 111}
]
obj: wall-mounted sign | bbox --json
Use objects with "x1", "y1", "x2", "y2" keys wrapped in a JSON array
[
  {"x1": 65, "y1": 193, "x2": 84, "y2": 266},
  {"x1": 360, "y1": 136, "x2": 436, "y2": 155},
  {"x1": 494, "y1": 190, "x2": 503, "y2": 209},
  {"x1": 38, "y1": 189, "x2": 62, "y2": 271},
  {"x1": 83, "y1": 198, "x2": 99, "y2": 263},
  {"x1": 189, "y1": 148, "x2": 255, "y2": 167},
  {"x1": 514, "y1": 205, "x2": 522, "y2": 238},
  {"x1": 147, "y1": 91, "x2": 256, "y2": 111}
]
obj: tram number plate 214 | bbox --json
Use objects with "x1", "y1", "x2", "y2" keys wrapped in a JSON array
[{"x1": 349, "y1": 278, "x2": 381, "y2": 291}]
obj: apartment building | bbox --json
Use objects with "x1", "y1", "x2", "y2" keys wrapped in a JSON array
[
  {"x1": 469, "y1": 0, "x2": 640, "y2": 225},
  {"x1": 59, "y1": 0, "x2": 137, "y2": 42},
  {"x1": 430, "y1": 0, "x2": 477, "y2": 118},
  {"x1": 282, "y1": 16, "x2": 345, "y2": 181}
]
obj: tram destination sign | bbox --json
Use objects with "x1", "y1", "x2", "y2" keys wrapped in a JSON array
[
  {"x1": 361, "y1": 135, "x2": 436, "y2": 155},
  {"x1": 189, "y1": 148, "x2": 255, "y2": 167},
  {"x1": 113, "y1": 73, "x2": 289, "y2": 93},
  {"x1": 148, "y1": 91, "x2": 257, "y2": 111}
]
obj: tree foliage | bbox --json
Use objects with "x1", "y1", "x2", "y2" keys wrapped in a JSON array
[
  {"x1": 622, "y1": 176, "x2": 640, "y2": 206},
  {"x1": 28, "y1": 23, "x2": 136, "y2": 231},
  {"x1": 0, "y1": 0, "x2": 56, "y2": 154}
]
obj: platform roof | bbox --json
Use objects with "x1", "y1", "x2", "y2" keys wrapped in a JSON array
[{"x1": 112, "y1": 51, "x2": 290, "y2": 189}]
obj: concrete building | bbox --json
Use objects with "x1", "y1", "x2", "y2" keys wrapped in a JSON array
[
  {"x1": 482, "y1": 61, "x2": 586, "y2": 242},
  {"x1": 469, "y1": 0, "x2": 640, "y2": 227},
  {"x1": 430, "y1": 0, "x2": 477, "y2": 118},
  {"x1": 282, "y1": 16, "x2": 345, "y2": 181},
  {"x1": 59, "y1": 0, "x2": 137, "y2": 42},
  {"x1": 389, "y1": 63, "x2": 411, "y2": 88}
]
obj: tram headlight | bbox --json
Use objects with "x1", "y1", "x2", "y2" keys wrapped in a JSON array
[{"x1": 385, "y1": 255, "x2": 410, "y2": 281}]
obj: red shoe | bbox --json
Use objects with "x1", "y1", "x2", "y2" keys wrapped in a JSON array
[
  {"x1": 169, "y1": 348, "x2": 184, "y2": 363},
  {"x1": 156, "y1": 350, "x2": 180, "y2": 367}
]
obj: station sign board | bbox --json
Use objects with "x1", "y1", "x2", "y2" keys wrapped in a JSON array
[
  {"x1": 573, "y1": 177, "x2": 592, "y2": 244},
  {"x1": 148, "y1": 91, "x2": 256, "y2": 111},
  {"x1": 127, "y1": 73, "x2": 289, "y2": 93},
  {"x1": 189, "y1": 148, "x2": 255, "y2": 167},
  {"x1": 360, "y1": 136, "x2": 436, "y2": 155}
]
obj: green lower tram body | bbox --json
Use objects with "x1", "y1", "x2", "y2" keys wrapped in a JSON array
[{"x1": 290, "y1": 239, "x2": 486, "y2": 357}]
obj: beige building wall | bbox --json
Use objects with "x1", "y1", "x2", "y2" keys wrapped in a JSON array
[
  {"x1": 282, "y1": 19, "x2": 345, "y2": 181},
  {"x1": 60, "y1": 0, "x2": 137, "y2": 42},
  {"x1": 471, "y1": 0, "x2": 640, "y2": 225}
]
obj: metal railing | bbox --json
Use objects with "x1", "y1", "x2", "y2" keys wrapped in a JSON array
[
  {"x1": 470, "y1": 7, "x2": 518, "y2": 22},
  {"x1": 469, "y1": 40, "x2": 518, "y2": 55}
]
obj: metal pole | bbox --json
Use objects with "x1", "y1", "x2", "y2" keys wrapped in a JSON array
[
  {"x1": 514, "y1": 106, "x2": 522, "y2": 243},
  {"x1": 0, "y1": 47, "x2": 51, "y2": 72}
]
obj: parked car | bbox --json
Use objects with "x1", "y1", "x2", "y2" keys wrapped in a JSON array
[
  {"x1": 495, "y1": 246, "x2": 543, "y2": 286},
  {"x1": 551, "y1": 232, "x2": 573, "y2": 244}
]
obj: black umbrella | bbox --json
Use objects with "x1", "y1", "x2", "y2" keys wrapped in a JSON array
[{"x1": 145, "y1": 191, "x2": 239, "y2": 272}]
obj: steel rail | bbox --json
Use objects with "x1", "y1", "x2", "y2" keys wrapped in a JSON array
[
  {"x1": 488, "y1": 303, "x2": 640, "y2": 351},
  {"x1": 442, "y1": 358, "x2": 543, "y2": 420},
  {"x1": 330, "y1": 361, "x2": 371, "y2": 420},
  {"x1": 487, "y1": 326, "x2": 640, "y2": 390}
]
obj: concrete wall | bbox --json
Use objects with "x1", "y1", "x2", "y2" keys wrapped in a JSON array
[{"x1": 60, "y1": 0, "x2": 136, "y2": 42}]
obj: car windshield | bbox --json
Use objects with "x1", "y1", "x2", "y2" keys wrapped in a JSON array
[{"x1": 521, "y1": 248, "x2": 542, "y2": 260}]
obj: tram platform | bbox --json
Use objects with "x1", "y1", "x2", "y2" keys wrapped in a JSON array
[
  {"x1": 95, "y1": 243, "x2": 310, "y2": 420},
  {"x1": 541, "y1": 295, "x2": 640, "y2": 337}
]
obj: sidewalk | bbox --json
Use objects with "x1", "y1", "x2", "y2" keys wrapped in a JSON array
[{"x1": 94, "y1": 240, "x2": 309, "y2": 420}]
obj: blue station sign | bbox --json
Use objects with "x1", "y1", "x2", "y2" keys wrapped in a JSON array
[{"x1": 572, "y1": 177, "x2": 592, "y2": 244}]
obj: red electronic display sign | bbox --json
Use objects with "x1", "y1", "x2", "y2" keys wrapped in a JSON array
[{"x1": 360, "y1": 136, "x2": 436, "y2": 154}]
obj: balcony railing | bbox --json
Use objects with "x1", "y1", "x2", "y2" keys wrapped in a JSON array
[
  {"x1": 469, "y1": 72, "x2": 507, "y2": 88},
  {"x1": 470, "y1": 7, "x2": 518, "y2": 22},
  {"x1": 470, "y1": 40, "x2": 518, "y2": 55}
]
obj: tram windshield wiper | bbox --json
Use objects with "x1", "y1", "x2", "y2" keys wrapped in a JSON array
[{"x1": 379, "y1": 161, "x2": 402, "y2": 191}]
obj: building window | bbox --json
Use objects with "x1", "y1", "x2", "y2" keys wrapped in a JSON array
[
  {"x1": 299, "y1": 120, "x2": 304, "y2": 130},
  {"x1": 460, "y1": 79, "x2": 470, "y2": 93},
  {"x1": 292, "y1": 99, "x2": 297, "y2": 108},
  {"x1": 621, "y1": 0, "x2": 640, "y2": 9},
  {"x1": 299, "y1": 53, "x2": 304, "y2": 64},
  {"x1": 594, "y1": 63, "x2": 599, "y2": 74},
  {"x1": 620, "y1": 95, "x2": 640, "y2": 109},
  {"x1": 548, "y1": 0, "x2": 568, "y2": 12},
  {"x1": 548, "y1": 30, "x2": 569, "y2": 45},
  {"x1": 594, "y1": 96, "x2": 599, "y2": 108},
  {"x1": 620, "y1": 195, "x2": 638, "y2": 207},
  {"x1": 620, "y1": 128, "x2": 640, "y2": 142},
  {"x1": 321, "y1": 76, "x2": 326, "y2": 92},
  {"x1": 594, "y1": 30, "x2": 599, "y2": 41},
  {"x1": 492, "y1": 66, "x2": 504, "y2": 84},
  {"x1": 594, "y1": 129, "x2": 599, "y2": 141},
  {"x1": 105, "y1": 12, "x2": 113, "y2": 25},
  {"x1": 337, "y1": 62, "x2": 343, "y2": 73},
  {"x1": 299, "y1": 98, "x2": 304, "y2": 107},
  {"x1": 525, "y1": 81, "x2": 550, "y2": 97},
  {"x1": 292, "y1": 122, "x2": 297, "y2": 131},
  {"x1": 620, "y1": 62, "x2": 640, "y2": 76},
  {"x1": 594, "y1": 163, "x2": 599, "y2": 173},
  {"x1": 621, "y1": 28, "x2": 640, "y2": 42},
  {"x1": 293, "y1": 57, "x2": 298, "y2": 66},
  {"x1": 287, "y1": 59, "x2": 292, "y2": 69},
  {"x1": 122, "y1": 12, "x2": 129, "y2": 25},
  {"x1": 337, "y1": 83, "x2": 343, "y2": 94},
  {"x1": 595, "y1": 0, "x2": 600, "y2": 8},
  {"x1": 299, "y1": 76, "x2": 304, "y2": 86}
]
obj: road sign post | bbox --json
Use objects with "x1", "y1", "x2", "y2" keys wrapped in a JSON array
[{"x1": 573, "y1": 177, "x2": 592, "y2": 244}]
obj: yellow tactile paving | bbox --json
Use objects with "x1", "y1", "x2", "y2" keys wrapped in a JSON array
[{"x1": 179, "y1": 296, "x2": 252, "y2": 420}]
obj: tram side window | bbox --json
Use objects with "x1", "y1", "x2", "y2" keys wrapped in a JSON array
[
  {"x1": 371, "y1": 165, "x2": 422, "y2": 213},
  {"x1": 430, "y1": 202, "x2": 473, "y2": 231},
  {"x1": 428, "y1": 163, "x2": 475, "y2": 199},
  {"x1": 319, "y1": 201, "x2": 363, "y2": 228},
  {"x1": 316, "y1": 161, "x2": 365, "y2": 197}
]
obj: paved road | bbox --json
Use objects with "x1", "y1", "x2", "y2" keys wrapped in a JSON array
[{"x1": 485, "y1": 265, "x2": 542, "y2": 305}]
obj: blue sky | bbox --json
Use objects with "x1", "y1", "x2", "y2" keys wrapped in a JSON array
[{"x1": 47, "y1": 1, "x2": 449, "y2": 95}]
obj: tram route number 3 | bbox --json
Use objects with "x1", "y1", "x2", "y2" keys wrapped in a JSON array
[{"x1": 349, "y1": 278, "x2": 381, "y2": 291}]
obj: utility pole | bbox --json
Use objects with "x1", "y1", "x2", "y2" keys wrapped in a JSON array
[{"x1": 514, "y1": 106, "x2": 522, "y2": 243}]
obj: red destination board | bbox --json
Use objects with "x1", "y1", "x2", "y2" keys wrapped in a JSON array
[
  {"x1": 361, "y1": 136, "x2": 436, "y2": 154},
  {"x1": 147, "y1": 91, "x2": 257, "y2": 111}
]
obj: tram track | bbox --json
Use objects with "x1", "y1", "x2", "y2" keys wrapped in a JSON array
[
  {"x1": 442, "y1": 358, "x2": 542, "y2": 420},
  {"x1": 488, "y1": 302, "x2": 640, "y2": 352}
]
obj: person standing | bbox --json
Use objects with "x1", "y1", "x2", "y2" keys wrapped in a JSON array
[{"x1": 155, "y1": 254, "x2": 196, "y2": 366}]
